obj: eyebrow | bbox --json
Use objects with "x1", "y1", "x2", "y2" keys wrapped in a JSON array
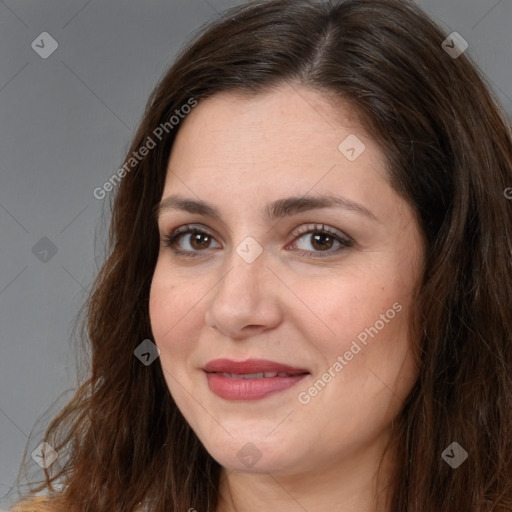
[{"x1": 153, "y1": 193, "x2": 378, "y2": 223}]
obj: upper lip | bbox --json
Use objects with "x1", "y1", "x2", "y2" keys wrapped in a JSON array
[{"x1": 203, "y1": 358, "x2": 310, "y2": 375}]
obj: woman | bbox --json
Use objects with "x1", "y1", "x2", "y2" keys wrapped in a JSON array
[{"x1": 10, "y1": 0, "x2": 512, "y2": 510}]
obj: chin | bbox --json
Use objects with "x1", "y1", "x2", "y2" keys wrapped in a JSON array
[{"x1": 203, "y1": 436, "x2": 301, "y2": 475}]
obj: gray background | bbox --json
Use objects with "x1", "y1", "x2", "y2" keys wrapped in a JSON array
[{"x1": 0, "y1": 0, "x2": 511, "y2": 508}]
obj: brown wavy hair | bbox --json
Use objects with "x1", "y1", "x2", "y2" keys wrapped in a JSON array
[{"x1": 9, "y1": 0, "x2": 512, "y2": 510}]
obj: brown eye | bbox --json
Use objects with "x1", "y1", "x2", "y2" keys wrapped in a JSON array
[
  {"x1": 291, "y1": 223, "x2": 353, "y2": 257},
  {"x1": 310, "y1": 232, "x2": 335, "y2": 251},
  {"x1": 162, "y1": 225, "x2": 221, "y2": 257},
  {"x1": 188, "y1": 232, "x2": 212, "y2": 250}
]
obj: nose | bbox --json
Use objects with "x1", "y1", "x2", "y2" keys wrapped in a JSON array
[{"x1": 204, "y1": 247, "x2": 283, "y2": 339}]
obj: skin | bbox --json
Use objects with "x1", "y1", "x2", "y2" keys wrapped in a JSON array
[{"x1": 149, "y1": 82, "x2": 425, "y2": 512}]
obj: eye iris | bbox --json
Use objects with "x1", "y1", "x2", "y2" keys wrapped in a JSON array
[
  {"x1": 311, "y1": 233, "x2": 333, "y2": 251},
  {"x1": 190, "y1": 232, "x2": 210, "y2": 250}
]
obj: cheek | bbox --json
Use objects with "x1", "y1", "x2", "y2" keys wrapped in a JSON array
[
  {"x1": 149, "y1": 262, "x2": 208, "y2": 363},
  {"x1": 149, "y1": 266, "x2": 185, "y2": 350},
  {"x1": 293, "y1": 269, "x2": 415, "y2": 379},
  {"x1": 148, "y1": 267, "x2": 171, "y2": 340},
  {"x1": 297, "y1": 271, "x2": 399, "y2": 339}
]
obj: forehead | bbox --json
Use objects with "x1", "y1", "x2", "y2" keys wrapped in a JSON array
[
  {"x1": 166, "y1": 84, "x2": 381, "y2": 180},
  {"x1": 159, "y1": 85, "x2": 394, "y2": 222},
  {"x1": 174, "y1": 84, "x2": 366, "y2": 142}
]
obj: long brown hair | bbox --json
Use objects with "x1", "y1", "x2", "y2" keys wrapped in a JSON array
[{"x1": 9, "y1": 0, "x2": 512, "y2": 510}]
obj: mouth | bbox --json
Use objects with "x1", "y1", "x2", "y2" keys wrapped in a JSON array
[{"x1": 202, "y1": 358, "x2": 310, "y2": 400}]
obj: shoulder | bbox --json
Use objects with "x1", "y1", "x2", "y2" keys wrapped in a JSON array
[{"x1": 6, "y1": 484, "x2": 67, "y2": 512}]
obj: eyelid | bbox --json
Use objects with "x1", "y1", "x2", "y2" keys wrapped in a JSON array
[{"x1": 290, "y1": 223, "x2": 351, "y2": 242}]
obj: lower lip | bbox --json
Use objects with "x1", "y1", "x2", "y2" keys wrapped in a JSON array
[{"x1": 204, "y1": 372, "x2": 309, "y2": 400}]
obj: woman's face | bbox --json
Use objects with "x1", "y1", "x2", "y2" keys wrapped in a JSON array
[{"x1": 149, "y1": 84, "x2": 424, "y2": 477}]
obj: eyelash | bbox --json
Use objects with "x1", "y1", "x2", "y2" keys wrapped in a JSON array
[{"x1": 161, "y1": 223, "x2": 353, "y2": 259}]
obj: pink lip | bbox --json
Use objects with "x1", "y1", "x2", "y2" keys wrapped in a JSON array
[{"x1": 203, "y1": 358, "x2": 310, "y2": 401}]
